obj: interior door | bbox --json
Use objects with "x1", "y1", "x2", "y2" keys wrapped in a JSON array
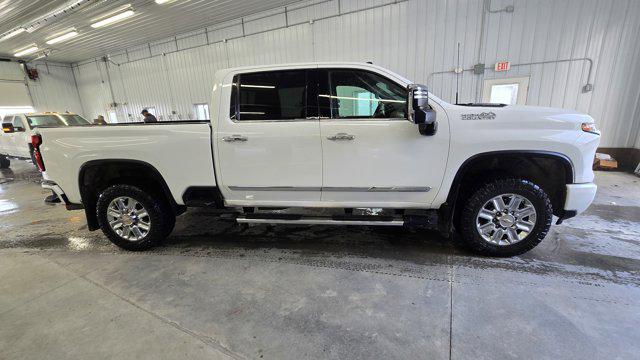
[
  {"x1": 216, "y1": 68, "x2": 323, "y2": 206},
  {"x1": 318, "y1": 68, "x2": 449, "y2": 207}
]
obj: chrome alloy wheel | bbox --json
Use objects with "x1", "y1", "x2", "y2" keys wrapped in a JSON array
[
  {"x1": 475, "y1": 193, "x2": 537, "y2": 246},
  {"x1": 107, "y1": 196, "x2": 151, "y2": 241}
]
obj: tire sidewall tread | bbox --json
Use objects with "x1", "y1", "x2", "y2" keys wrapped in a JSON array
[
  {"x1": 460, "y1": 177, "x2": 553, "y2": 257},
  {"x1": 96, "y1": 184, "x2": 170, "y2": 251}
]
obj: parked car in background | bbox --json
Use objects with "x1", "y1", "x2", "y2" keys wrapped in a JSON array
[
  {"x1": 34, "y1": 62, "x2": 600, "y2": 256},
  {"x1": 0, "y1": 112, "x2": 90, "y2": 169}
]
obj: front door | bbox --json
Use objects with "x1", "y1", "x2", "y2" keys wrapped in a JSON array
[
  {"x1": 13, "y1": 116, "x2": 30, "y2": 158},
  {"x1": 215, "y1": 67, "x2": 323, "y2": 206},
  {"x1": 318, "y1": 68, "x2": 449, "y2": 207}
]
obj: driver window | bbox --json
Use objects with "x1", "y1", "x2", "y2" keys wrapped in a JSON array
[
  {"x1": 326, "y1": 70, "x2": 406, "y2": 119},
  {"x1": 12, "y1": 117, "x2": 25, "y2": 131}
]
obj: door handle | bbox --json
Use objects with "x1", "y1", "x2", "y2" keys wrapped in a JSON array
[
  {"x1": 222, "y1": 134, "x2": 248, "y2": 142},
  {"x1": 327, "y1": 133, "x2": 355, "y2": 141}
]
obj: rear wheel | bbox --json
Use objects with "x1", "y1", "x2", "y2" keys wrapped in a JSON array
[
  {"x1": 459, "y1": 178, "x2": 552, "y2": 257},
  {"x1": 96, "y1": 184, "x2": 174, "y2": 251},
  {"x1": 0, "y1": 155, "x2": 9, "y2": 169}
]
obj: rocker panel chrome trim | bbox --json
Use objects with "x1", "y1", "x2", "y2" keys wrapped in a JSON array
[{"x1": 228, "y1": 186, "x2": 431, "y2": 192}]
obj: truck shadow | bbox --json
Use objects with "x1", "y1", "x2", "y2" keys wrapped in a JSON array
[{"x1": 163, "y1": 208, "x2": 464, "y2": 265}]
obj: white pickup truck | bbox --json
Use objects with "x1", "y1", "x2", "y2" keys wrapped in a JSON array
[
  {"x1": 33, "y1": 62, "x2": 600, "y2": 256},
  {"x1": 1, "y1": 112, "x2": 90, "y2": 168}
]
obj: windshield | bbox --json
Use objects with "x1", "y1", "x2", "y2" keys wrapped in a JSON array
[
  {"x1": 26, "y1": 115, "x2": 65, "y2": 127},
  {"x1": 25, "y1": 114, "x2": 90, "y2": 127}
]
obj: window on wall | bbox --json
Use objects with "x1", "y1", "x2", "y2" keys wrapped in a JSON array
[
  {"x1": 141, "y1": 107, "x2": 157, "y2": 120},
  {"x1": 193, "y1": 103, "x2": 210, "y2": 120},
  {"x1": 482, "y1": 77, "x2": 530, "y2": 105},
  {"x1": 108, "y1": 111, "x2": 118, "y2": 123},
  {"x1": 326, "y1": 70, "x2": 407, "y2": 119},
  {"x1": 236, "y1": 70, "x2": 307, "y2": 121}
]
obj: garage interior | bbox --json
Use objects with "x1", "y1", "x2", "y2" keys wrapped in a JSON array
[{"x1": 1, "y1": 0, "x2": 640, "y2": 359}]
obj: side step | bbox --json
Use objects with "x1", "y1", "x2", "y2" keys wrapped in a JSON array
[{"x1": 235, "y1": 213, "x2": 434, "y2": 227}]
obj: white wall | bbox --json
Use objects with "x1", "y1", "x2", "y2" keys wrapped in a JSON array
[
  {"x1": 64, "y1": 0, "x2": 640, "y2": 148},
  {"x1": 0, "y1": 60, "x2": 83, "y2": 118}
]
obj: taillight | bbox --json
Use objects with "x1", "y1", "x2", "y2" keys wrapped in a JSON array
[{"x1": 31, "y1": 134, "x2": 46, "y2": 172}]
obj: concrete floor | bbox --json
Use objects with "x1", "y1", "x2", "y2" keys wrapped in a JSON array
[{"x1": 1, "y1": 160, "x2": 639, "y2": 360}]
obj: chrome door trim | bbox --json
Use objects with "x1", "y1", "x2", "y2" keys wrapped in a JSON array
[
  {"x1": 230, "y1": 118, "x2": 318, "y2": 123},
  {"x1": 323, "y1": 186, "x2": 431, "y2": 192},
  {"x1": 227, "y1": 186, "x2": 430, "y2": 192},
  {"x1": 228, "y1": 186, "x2": 321, "y2": 192},
  {"x1": 222, "y1": 134, "x2": 248, "y2": 142}
]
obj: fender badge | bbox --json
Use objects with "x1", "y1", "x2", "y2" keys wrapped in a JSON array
[{"x1": 461, "y1": 112, "x2": 496, "y2": 120}]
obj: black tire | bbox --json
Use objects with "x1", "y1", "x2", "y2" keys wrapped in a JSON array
[
  {"x1": 96, "y1": 184, "x2": 174, "y2": 251},
  {"x1": 459, "y1": 178, "x2": 552, "y2": 257},
  {"x1": 0, "y1": 155, "x2": 9, "y2": 169}
]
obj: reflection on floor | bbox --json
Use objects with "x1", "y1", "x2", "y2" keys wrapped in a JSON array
[{"x1": 1, "y1": 160, "x2": 639, "y2": 359}]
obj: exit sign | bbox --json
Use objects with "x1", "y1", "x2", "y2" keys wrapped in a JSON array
[{"x1": 495, "y1": 61, "x2": 511, "y2": 72}]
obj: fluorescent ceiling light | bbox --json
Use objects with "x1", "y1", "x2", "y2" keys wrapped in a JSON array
[
  {"x1": 155, "y1": 0, "x2": 175, "y2": 3},
  {"x1": 1, "y1": 28, "x2": 26, "y2": 41},
  {"x1": 91, "y1": 9, "x2": 135, "y2": 28},
  {"x1": 14, "y1": 46, "x2": 39, "y2": 57},
  {"x1": 46, "y1": 30, "x2": 79, "y2": 44}
]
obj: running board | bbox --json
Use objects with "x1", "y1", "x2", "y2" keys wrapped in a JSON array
[{"x1": 236, "y1": 214, "x2": 405, "y2": 226}]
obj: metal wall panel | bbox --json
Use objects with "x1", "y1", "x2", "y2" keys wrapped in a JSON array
[
  {"x1": 66, "y1": 0, "x2": 640, "y2": 148},
  {"x1": 0, "y1": 61, "x2": 83, "y2": 114}
]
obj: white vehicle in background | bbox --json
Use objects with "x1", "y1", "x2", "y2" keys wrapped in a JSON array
[
  {"x1": 33, "y1": 62, "x2": 601, "y2": 256},
  {"x1": 0, "y1": 112, "x2": 90, "y2": 169}
]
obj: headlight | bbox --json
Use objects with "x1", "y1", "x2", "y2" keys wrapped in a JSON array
[{"x1": 581, "y1": 122, "x2": 600, "y2": 135}]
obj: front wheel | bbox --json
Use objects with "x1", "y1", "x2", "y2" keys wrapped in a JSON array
[
  {"x1": 96, "y1": 184, "x2": 174, "y2": 251},
  {"x1": 459, "y1": 178, "x2": 553, "y2": 257}
]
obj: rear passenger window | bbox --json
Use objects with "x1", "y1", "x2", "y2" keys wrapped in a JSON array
[{"x1": 236, "y1": 70, "x2": 307, "y2": 121}]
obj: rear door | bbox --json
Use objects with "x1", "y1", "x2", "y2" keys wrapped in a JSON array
[
  {"x1": 318, "y1": 67, "x2": 449, "y2": 207},
  {"x1": 215, "y1": 67, "x2": 323, "y2": 206}
]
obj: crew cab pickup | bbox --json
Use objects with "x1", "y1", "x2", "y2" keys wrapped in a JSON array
[
  {"x1": 33, "y1": 63, "x2": 600, "y2": 256},
  {"x1": 1, "y1": 112, "x2": 90, "y2": 169}
]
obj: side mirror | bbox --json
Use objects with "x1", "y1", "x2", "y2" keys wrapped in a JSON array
[
  {"x1": 407, "y1": 84, "x2": 437, "y2": 136},
  {"x1": 2, "y1": 124, "x2": 15, "y2": 133}
]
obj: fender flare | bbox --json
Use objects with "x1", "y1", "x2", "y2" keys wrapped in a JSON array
[
  {"x1": 78, "y1": 159, "x2": 178, "y2": 231},
  {"x1": 437, "y1": 150, "x2": 574, "y2": 234}
]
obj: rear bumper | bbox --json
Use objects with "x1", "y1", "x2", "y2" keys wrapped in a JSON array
[
  {"x1": 42, "y1": 180, "x2": 83, "y2": 210},
  {"x1": 564, "y1": 183, "x2": 597, "y2": 214}
]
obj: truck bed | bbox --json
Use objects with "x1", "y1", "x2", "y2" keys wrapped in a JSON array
[{"x1": 37, "y1": 121, "x2": 217, "y2": 205}]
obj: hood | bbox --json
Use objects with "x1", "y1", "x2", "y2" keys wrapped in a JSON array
[{"x1": 452, "y1": 103, "x2": 595, "y2": 129}]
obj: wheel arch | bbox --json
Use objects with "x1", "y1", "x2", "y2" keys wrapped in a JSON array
[
  {"x1": 438, "y1": 150, "x2": 574, "y2": 234},
  {"x1": 78, "y1": 159, "x2": 179, "y2": 231}
]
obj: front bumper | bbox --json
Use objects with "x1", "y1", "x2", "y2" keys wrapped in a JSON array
[
  {"x1": 564, "y1": 182, "x2": 597, "y2": 214},
  {"x1": 555, "y1": 183, "x2": 597, "y2": 224}
]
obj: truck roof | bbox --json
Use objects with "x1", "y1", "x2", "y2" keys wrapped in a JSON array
[
  {"x1": 213, "y1": 61, "x2": 412, "y2": 84},
  {"x1": 4, "y1": 112, "x2": 81, "y2": 118}
]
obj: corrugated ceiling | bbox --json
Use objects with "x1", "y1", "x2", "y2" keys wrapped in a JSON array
[{"x1": 0, "y1": 0, "x2": 301, "y2": 63}]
